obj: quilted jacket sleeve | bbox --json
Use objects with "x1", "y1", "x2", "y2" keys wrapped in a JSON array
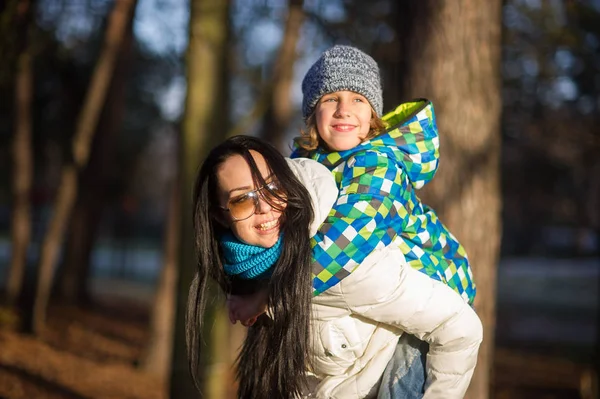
[
  {"x1": 338, "y1": 247, "x2": 483, "y2": 399},
  {"x1": 311, "y1": 150, "x2": 411, "y2": 295}
]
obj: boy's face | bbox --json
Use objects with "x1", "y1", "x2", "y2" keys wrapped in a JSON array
[{"x1": 315, "y1": 90, "x2": 373, "y2": 152}]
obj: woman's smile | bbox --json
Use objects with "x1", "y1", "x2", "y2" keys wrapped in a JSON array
[{"x1": 255, "y1": 218, "x2": 280, "y2": 232}]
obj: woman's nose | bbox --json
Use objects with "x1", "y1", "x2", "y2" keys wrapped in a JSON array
[{"x1": 255, "y1": 196, "x2": 272, "y2": 214}]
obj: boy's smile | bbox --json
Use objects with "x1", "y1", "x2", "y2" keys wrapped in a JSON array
[
  {"x1": 331, "y1": 123, "x2": 358, "y2": 132},
  {"x1": 315, "y1": 90, "x2": 373, "y2": 151}
]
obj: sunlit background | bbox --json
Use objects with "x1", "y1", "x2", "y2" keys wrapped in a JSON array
[{"x1": 0, "y1": 0, "x2": 598, "y2": 398}]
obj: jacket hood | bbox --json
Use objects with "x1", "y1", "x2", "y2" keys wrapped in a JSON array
[{"x1": 312, "y1": 99, "x2": 440, "y2": 189}]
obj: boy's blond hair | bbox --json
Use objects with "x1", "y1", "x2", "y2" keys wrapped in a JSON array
[{"x1": 293, "y1": 109, "x2": 386, "y2": 154}]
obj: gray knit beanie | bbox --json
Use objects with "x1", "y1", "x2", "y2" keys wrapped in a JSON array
[{"x1": 302, "y1": 45, "x2": 383, "y2": 119}]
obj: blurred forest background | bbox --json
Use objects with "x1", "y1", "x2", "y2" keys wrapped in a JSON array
[{"x1": 0, "y1": 0, "x2": 599, "y2": 398}]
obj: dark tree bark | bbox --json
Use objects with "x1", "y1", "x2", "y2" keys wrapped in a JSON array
[
  {"x1": 7, "y1": 0, "x2": 34, "y2": 306},
  {"x1": 387, "y1": 2, "x2": 503, "y2": 398},
  {"x1": 57, "y1": 10, "x2": 134, "y2": 304},
  {"x1": 141, "y1": 178, "x2": 179, "y2": 380},
  {"x1": 260, "y1": 0, "x2": 304, "y2": 151},
  {"x1": 23, "y1": 0, "x2": 139, "y2": 334},
  {"x1": 169, "y1": 0, "x2": 231, "y2": 397}
]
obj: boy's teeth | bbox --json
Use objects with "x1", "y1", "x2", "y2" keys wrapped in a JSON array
[{"x1": 258, "y1": 220, "x2": 277, "y2": 230}]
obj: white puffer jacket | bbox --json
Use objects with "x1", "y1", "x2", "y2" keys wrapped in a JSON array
[{"x1": 287, "y1": 158, "x2": 483, "y2": 399}]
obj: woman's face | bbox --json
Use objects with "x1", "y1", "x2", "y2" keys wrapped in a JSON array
[{"x1": 216, "y1": 150, "x2": 285, "y2": 248}]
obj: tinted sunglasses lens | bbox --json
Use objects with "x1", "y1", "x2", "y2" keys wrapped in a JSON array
[
  {"x1": 266, "y1": 182, "x2": 285, "y2": 198},
  {"x1": 229, "y1": 194, "x2": 256, "y2": 220}
]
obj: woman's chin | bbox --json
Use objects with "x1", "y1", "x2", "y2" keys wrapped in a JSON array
[{"x1": 254, "y1": 229, "x2": 280, "y2": 248}]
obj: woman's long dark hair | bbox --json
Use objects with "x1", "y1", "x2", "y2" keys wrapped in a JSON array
[{"x1": 185, "y1": 135, "x2": 314, "y2": 398}]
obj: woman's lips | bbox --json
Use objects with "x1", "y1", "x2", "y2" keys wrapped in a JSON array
[{"x1": 255, "y1": 219, "x2": 279, "y2": 233}]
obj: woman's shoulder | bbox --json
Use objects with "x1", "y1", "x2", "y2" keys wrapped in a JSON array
[
  {"x1": 286, "y1": 157, "x2": 329, "y2": 175},
  {"x1": 286, "y1": 157, "x2": 336, "y2": 193},
  {"x1": 285, "y1": 157, "x2": 337, "y2": 236}
]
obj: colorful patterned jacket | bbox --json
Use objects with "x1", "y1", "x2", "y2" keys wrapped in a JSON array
[{"x1": 291, "y1": 99, "x2": 476, "y2": 304}]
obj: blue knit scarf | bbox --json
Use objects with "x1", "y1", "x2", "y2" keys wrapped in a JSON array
[{"x1": 220, "y1": 232, "x2": 283, "y2": 279}]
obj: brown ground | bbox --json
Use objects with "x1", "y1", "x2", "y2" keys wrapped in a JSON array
[
  {"x1": 0, "y1": 299, "x2": 596, "y2": 399},
  {"x1": 0, "y1": 299, "x2": 165, "y2": 399}
]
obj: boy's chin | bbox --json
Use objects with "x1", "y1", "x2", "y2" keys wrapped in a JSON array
[{"x1": 326, "y1": 138, "x2": 364, "y2": 152}]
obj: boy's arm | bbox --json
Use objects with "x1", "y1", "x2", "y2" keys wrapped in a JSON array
[
  {"x1": 311, "y1": 150, "x2": 411, "y2": 295},
  {"x1": 340, "y1": 248, "x2": 482, "y2": 399}
]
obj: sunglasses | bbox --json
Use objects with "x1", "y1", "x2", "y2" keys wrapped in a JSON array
[{"x1": 220, "y1": 181, "x2": 286, "y2": 221}]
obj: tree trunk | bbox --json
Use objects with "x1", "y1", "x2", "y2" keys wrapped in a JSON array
[
  {"x1": 141, "y1": 179, "x2": 179, "y2": 380},
  {"x1": 57, "y1": 10, "x2": 134, "y2": 303},
  {"x1": 390, "y1": 2, "x2": 502, "y2": 398},
  {"x1": 22, "y1": 0, "x2": 138, "y2": 334},
  {"x1": 260, "y1": 0, "x2": 304, "y2": 151},
  {"x1": 57, "y1": 199, "x2": 97, "y2": 302},
  {"x1": 169, "y1": 0, "x2": 231, "y2": 397},
  {"x1": 7, "y1": 0, "x2": 33, "y2": 306}
]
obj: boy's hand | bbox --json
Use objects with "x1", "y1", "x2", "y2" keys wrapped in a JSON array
[{"x1": 226, "y1": 289, "x2": 268, "y2": 327}]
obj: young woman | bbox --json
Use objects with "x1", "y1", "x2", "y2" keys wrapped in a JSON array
[
  {"x1": 186, "y1": 135, "x2": 327, "y2": 399},
  {"x1": 186, "y1": 135, "x2": 482, "y2": 399}
]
